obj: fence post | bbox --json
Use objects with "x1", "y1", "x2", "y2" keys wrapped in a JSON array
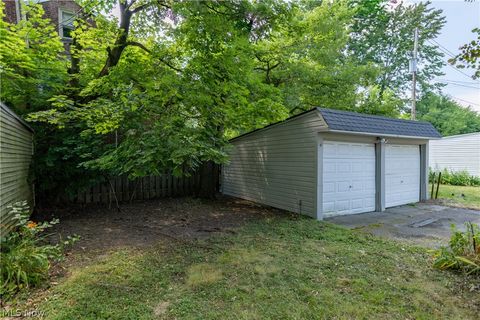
[{"x1": 435, "y1": 172, "x2": 442, "y2": 199}]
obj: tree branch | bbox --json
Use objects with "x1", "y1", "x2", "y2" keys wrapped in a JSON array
[
  {"x1": 126, "y1": 41, "x2": 182, "y2": 72},
  {"x1": 126, "y1": 41, "x2": 151, "y2": 53},
  {"x1": 125, "y1": 0, "x2": 137, "y2": 10},
  {"x1": 158, "y1": 58, "x2": 182, "y2": 73},
  {"x1": 131, "y1": 3, "x2": 151, "y2": 14},
  {"x1": 131, "y1": 0, "x2": 170, "y2": 14}
]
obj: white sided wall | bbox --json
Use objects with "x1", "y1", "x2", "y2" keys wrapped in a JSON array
[
  {"x1": 222, "y1": 111, "x2": 327, "y2": 218},
  {"x1": 429, "y1": 133, "x2": 480, "y2": 176}
]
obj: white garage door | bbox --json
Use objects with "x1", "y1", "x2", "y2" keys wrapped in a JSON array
[
  {"x1": 322, "y1": 141, "x2": 376, "y2": 217},
  {"x1": 385, "y1": 144, "x2": 420, "y2": 207}
]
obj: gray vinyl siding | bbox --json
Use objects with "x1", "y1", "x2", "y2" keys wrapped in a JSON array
[
  {"x1": 0, "y1": 106, "x2": 34, "y2": 216},
  {"x1": 429, "y1": 133, "x2": 480, "y2": 177},
  {"x1": 222, "y1": 111, "x2": 327, "y2": 217}
]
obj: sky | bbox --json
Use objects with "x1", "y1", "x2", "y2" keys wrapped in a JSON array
[{"x1": 408, "y1": 0, "x2": 480, "y2": 111}]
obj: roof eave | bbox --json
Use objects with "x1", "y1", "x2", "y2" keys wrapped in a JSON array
[{"x1": 324, "y1": 129, "x2": 441, "y2": 140}]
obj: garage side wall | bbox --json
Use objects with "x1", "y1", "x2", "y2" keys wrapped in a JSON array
[
  {"x1": 222, "y1": 112, "x2": 326, "y2": 217},
  {"x1": 429, "y1": 133, "x2": 480, "y2": 177},
  {"x1": 0, "y1": 107, "x2": 34, "y2": 216}
]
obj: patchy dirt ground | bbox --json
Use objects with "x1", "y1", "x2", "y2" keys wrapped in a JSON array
[{"x1": 36, "y1": 196, "x2": 284, "y2": 252}]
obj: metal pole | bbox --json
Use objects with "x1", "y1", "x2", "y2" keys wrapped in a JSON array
[{"x1": 411, "y1": 28, "x2": 418, "y2": 120}]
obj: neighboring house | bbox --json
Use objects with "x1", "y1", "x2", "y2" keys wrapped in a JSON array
[
  {"x1": 2, "y1": 0, "x2": 82, "y2": 50},
  {"x1": 222, "y1": 108, "x2": 441, "y2": 219},
  {"x1": 429, "y1": 132, "x2": 480, "y2": 177},
  {"x1": 0, "y1": 102, "x2": 34, "y2": 219}
]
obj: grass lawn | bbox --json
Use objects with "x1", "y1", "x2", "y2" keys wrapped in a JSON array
[
  {"x1": 430, "y1": 184, "x2": 480, "y2": 210},
  {"x1": 21, "y1": 214, "x2": 479, "y2": 319}
]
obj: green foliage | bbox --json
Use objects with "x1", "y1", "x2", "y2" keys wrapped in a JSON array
[
  {"x1": 254, "y1": 0, "x2": 377, "y2": 114},
  {"x1": 433, "y1": 222, "x2": 480, "y2": 275},
  {"x1": 450, "y1": 27, "x2": 480, "y2": 79},
  {"x1": 28, "y1": 0, "x2": 293, "y2": 179},
  {"x1": 434, "y1": 169, "x2": 480, "y2": 187},
  {"x1": 0, "y1": 1, "x2": 67, "y2": 111},
  {"x1": 355, "y1": 85, "x2": 403, "y2": 116},
  {"x1": 349, "y1": 0, "x2": 446, "y2": 102},
  {"x1": 430, "y1": 169, "x2": 480, "y2": 186},
  {"x1": 30, "y1": 125, "x2": 106, "y2": 202},
  {"x1": 417, "y1": 92, "x2": 480, "y2": 136},
  {"x1": 0, "y1": 202, "x2": 79, "y2": 298}
]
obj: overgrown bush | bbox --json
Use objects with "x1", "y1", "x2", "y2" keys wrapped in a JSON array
[
  {"x1": 0, "y1": 201, "x2": 79, "y2": 298},
  {"x1": 433, "y1": 222, "x2": 480, "y2": 275},
  {"x1": 429, "y1": 169, "x2": 480, "y2": 186}
]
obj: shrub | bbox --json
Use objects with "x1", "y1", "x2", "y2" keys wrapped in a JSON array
[
  {"x1": 0, "y1": 201, "x2": 79, "y2": 298},
  {"x1": 433, "y1": 222, "x2": 480, "y2": 275},
  {"x1": 429, "y1": 169, "x2": 480, "y2": 186}
]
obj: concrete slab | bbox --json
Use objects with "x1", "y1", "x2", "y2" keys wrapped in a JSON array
[{"x1": 326, "y1": 203, "x2": 480, "y2": 248}]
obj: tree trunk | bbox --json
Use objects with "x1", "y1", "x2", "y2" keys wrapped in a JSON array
[{"x1": 98, "y1": 2, "x2": 133, "y2": 77}]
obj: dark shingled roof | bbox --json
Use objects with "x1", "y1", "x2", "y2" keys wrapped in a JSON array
[{"x1": 318, "y1": 108, "x2": 441, "y2": 138}]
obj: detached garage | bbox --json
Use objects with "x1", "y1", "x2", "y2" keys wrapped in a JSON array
[{"x1": 222, "y1": 108, "x2": 441, "y2": 219}]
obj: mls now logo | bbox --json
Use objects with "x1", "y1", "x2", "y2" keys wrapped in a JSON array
[{"x1": 1, "y1": 309, "x2": 46, "y2": 318}]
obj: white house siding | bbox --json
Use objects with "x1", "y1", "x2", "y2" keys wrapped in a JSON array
[
  {"x1": 222, "y1": 111, "x2": 327, "y2": 217},
  {"x1": 0, "y1": 106, "x2": 34, "y2": 216},
  {"x1": 429, "y1": 133, "x2": 480, "y2": 176}
]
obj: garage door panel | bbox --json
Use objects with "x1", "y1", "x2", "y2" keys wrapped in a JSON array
[
  {"x1": 337, "y1": 181, "x2": 351, "y2": 192},
  {"x1": 322, "y1": 141, "x2": 376, "y2": 217},
  {"x1": 351, "y1": 179, "x2": 364, "y2": 191},
  {"x1": 335, "y1": 200, "x2": 350, "y2": 211},
  {"x1": 323, "y1": 161, "x2": 336, "y2": 174},
  {"x1": 323, "y1": 201, "x2": 335, "y2": 213},
  {"x1": 385, "y1": 144, "x2": 420, "y2": 208},
  {"x1": 323, "y1": 182, "x2": 335, "y2": 193},
  {"x1": 365, "y1": 178, "x2": 376, "y2": 191},
  {"x1": 323, "y1": 143, "x2": 337, "y2": 156},
  {"x1": 337, "y1": 162, "x2": 351, "y2": 173}
]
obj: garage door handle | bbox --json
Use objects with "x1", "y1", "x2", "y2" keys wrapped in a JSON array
[
  {"x1": 349, "y1": 185, "x2": 352, "y2": 188},
  {"x1": 401, "y1": 180, "x2": 404, "y2": 183}
]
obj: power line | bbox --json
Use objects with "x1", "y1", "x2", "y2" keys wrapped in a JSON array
[
  {"x1": 451, "y1": 96, "x2": 480, "y2": 107},
  {"x1": 437, "y1": 78, "x2": 480, "y2": 85},
  {"x1": 427, "y1": 39, "x2": 477, "y2": 80},
  {"x1": 438, "y1": 80, "x2": 480, "y2": 89},
  {"x1": 446, "y1": 63, "x2": 476, "y2": 80},
  {"x1": 429, "y1": 39, "x2": 457, "y2": 58}
]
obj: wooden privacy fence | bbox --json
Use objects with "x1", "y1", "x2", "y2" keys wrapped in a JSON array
[{"x1": 68, "y1": 173, "x2": 200, "y2": 204}]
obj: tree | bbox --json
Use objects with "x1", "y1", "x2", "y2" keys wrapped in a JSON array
[
  {"x1": 0, "y1": 2, "x2": 67, "y2": 111},
  {"x1": 254, "y1": 0, "x2": 377, "y2": 115},
  {"x1": 28, "y1": 0, "x2": 293, "y2": 199},
  {"x1": 349, "y1": 0, "x2": 446, "y2": 107},
  {"x1": 416, "y1": 93, "x2": 480, "y2": 136},
  {"x1": 450, "y1": 27, "x2": 480, "y2": 79}
]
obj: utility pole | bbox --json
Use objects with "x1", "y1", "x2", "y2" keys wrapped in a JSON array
[{"x1": 410, "y1": 28, "x2": 419, "y2": 120}]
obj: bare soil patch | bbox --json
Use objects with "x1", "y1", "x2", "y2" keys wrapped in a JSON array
[{"x1": 35, "y1": 196, "x2": 282, "y2": 252}]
